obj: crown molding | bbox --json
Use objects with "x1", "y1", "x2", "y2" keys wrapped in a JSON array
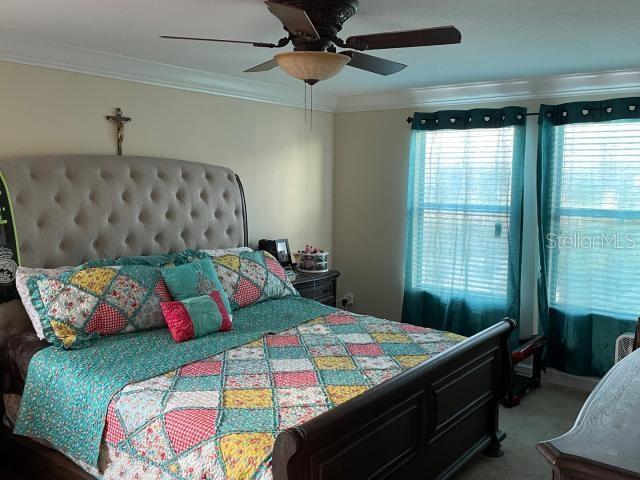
[
  {"x1": 2, "y1": 33, "x2": 640, "y2": 115},
  {"x1": 0, "y1": 33, "x2": 338, "y2": 113},
  {"x1": 335, "y1": 69, "x2": 640, "y2": 113}
]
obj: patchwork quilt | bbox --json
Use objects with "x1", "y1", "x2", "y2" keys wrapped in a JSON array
[
  {"x1": 15, "y1": 297, "x2": 336, "y2": 467},
  {"x1": 101, "y1": 311, "x2": 465, "y2": 480}
]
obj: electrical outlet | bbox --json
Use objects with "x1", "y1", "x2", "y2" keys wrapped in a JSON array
[{"x1": 342, "y1": 291, "x2": 354, "y2": 307}]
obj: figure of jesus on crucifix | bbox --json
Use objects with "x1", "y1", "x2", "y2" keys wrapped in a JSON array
[{"x1": 106, "y1": 107, "x2": 132, "y2": 156}]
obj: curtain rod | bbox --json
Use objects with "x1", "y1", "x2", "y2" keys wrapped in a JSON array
[{"x1": 406, "y1": 112, "x2": 539, "y2": 124}]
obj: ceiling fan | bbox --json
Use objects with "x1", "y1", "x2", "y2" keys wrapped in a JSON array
[{"x1": 161, "y1": 0, "x2": 461, "y2": 85}]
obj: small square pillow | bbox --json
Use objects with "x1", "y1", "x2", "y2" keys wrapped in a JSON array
[
  {"x1": 26, "y1": 264, "x2": 173, "y2": 349},
  {"x1": 161, "y1": 291, "x2": 232, "y2": 343},
  {"x1": 160, "y1": 257, "x2": 233, "y2": 315},
  {"x1": 205, "y1": 250, "x2": 298, "y2": 310}
]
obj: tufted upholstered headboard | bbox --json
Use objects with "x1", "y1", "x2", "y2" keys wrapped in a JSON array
[{"x1": 0, "y1": 155, "x2": 248, "y2": 347}]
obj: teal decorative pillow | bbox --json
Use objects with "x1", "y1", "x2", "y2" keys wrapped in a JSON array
[
  {"x1": 178, "y1": 249, "x2": 299, "y2": 310},
  {"x1": 160, "y1": 257, "x2": 232, "y2": 315},
  {"x1": 27, "y1": 263, "x2": 173, "y2": 349}
]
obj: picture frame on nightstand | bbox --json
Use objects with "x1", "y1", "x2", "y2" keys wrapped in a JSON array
[
  {"x1": 258, "y1": 238, "x2": 292, "y2": 268},
  {"x1": 275, "y1": 239, "x2": 292, "y2": 267}
]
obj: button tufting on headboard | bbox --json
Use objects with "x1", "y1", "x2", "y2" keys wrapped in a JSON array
[
  {"x1": 0, "y1": 155, "x2": 250, "y2": 347},
  {"x1": 0, "y1": 155, "x2": 248, "y2": 269}
]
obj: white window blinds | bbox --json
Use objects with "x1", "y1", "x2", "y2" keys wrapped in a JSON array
[
  {"x1": 547, "y1": 120, "x2": 640, "y2": 318},
  {"x1": 407, "y1": 127, "x2": 518, "y2": 298}
]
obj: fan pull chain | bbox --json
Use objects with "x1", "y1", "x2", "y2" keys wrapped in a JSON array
[
  {"x1": 302, "y1": 82, "x2": 313, "y2": 130},
  {"x1": 310, "y1": 84, "x2": 313, "y2": 130},
  {"x1": 304, "y1": 82, "x2": 308, "y2": 125}
]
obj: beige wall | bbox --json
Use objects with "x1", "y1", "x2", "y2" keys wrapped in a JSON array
[
  {"x1": 0, "y1": 60, "x2": 334, "y2": 254},
  {"x1": 333, "y1": 109, "x2": 412, "y2": 321},
  {"x1": 334, "y1": 92, "x2": 640, "y2": 333}
]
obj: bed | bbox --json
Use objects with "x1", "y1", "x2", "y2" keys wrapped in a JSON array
[{"x1": 0, "y1": 155, "x2": 515, "y2": 480}]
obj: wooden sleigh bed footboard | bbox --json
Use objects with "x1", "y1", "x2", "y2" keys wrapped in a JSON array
[{"x1": 272, "y1": 318, "x2": 516, "y2": 480}]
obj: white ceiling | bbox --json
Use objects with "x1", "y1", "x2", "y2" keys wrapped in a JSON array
[{"x1": 1, "y1": 0, "x2": 639, "y2": 97}]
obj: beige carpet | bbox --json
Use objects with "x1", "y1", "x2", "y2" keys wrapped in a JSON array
[{"x1": 454, "y1": 384, "x2": 590, "y2": 480}]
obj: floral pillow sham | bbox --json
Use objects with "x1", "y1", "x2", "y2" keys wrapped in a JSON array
[
  {"x1": 178, "y1": 249, "x2": 299, "y2": 310},
  {"x1": 26, "y1": 263, "x2": 173, "y2": 349}
]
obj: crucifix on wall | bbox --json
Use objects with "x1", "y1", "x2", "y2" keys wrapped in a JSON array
[{"x1": 105, "y1": 107, "x2": 132, "y2": 156}]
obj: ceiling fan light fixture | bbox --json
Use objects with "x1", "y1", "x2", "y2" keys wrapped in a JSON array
[{"x1": 274, "y1": 51, "x2": 350, "y2": 85}]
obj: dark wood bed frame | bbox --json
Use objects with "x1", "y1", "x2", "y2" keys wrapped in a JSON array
[{"x1": 2, "y1": 317, "x2": 514, "y2": 480}]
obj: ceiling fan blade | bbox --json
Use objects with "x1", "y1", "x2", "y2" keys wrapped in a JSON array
[
  {"x1": 160, "y1": 35, "x2": 278, "y2": 48},
  {"x1": 264, "y1": 1, "x2": 320, "y2": 40},
  {"x1": 341, "y1": 51, "x2": 406, "y2": 76},
  {"x1": 244, "y1": 58, "x2": 279, "y2": 73},
  {"x1": 346, "y1": 26, "x2": 461, "y2": 51}
]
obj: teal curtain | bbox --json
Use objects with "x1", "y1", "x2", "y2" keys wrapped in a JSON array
[
  {"x1": 402, "y1": 107, "x2": 526, "y2": 342},
  {"x1": 537, "y1": 97, "x2": 640, "y2": 376}
]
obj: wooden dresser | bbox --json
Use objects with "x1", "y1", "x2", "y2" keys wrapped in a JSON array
[{"x1": 537, "y1": 349, "x2": 640, "y2": 479}]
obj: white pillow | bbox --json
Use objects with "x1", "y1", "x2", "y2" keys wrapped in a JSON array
[{"x1": 16, "y1": 266, "x2": 72, "y2": 339}]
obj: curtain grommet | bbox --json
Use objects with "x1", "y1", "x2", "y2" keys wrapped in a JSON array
[
  {"x1": 582, "y1": 109, "x2": 589, "y2": 115},
  {"x1": 606, "y1": 107, "x2": 613, "y2": 114},
  {"x1": 450, "y1": 118, "x2": 456, "y2": 123},
  {"x1": 629, "y1": 105, "x2": 637, "y2": 112},
  {"x1": 420, "y1": 119, "x2": 426, "y2": 125},
  {"x1": 562, "y1": 111, "x2": 568, "y2": 117},
  {"x1": 435, "y1": 119, "x2": 439, "y2": 124},
  {"x1": 484, "y1": 116, "x2": 490, "y2": 122},
  {"x1": 516, "y1": 114, "x2": 523, "y2": 120}
]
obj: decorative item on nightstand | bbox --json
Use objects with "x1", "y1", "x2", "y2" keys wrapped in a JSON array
[{"x1": 297, "y1": 245, "x2": 329, "y2": 273}]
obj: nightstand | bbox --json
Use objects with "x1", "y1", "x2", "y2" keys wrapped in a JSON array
[{"x1": 291, "y1": 269, "x2": 340, "y2": 307}]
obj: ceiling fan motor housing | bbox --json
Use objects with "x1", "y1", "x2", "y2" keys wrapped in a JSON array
[{"x1": 271, "y1": 0, "x2": 359, "y2": 51}]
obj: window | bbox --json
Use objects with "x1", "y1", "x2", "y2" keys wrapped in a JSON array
[
  {"x1": 407, "y1": 126, "x2": 519, "y2": 297},
  {"x1": 547, "y1": 120, "x2": 640, "y2": 318}
]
